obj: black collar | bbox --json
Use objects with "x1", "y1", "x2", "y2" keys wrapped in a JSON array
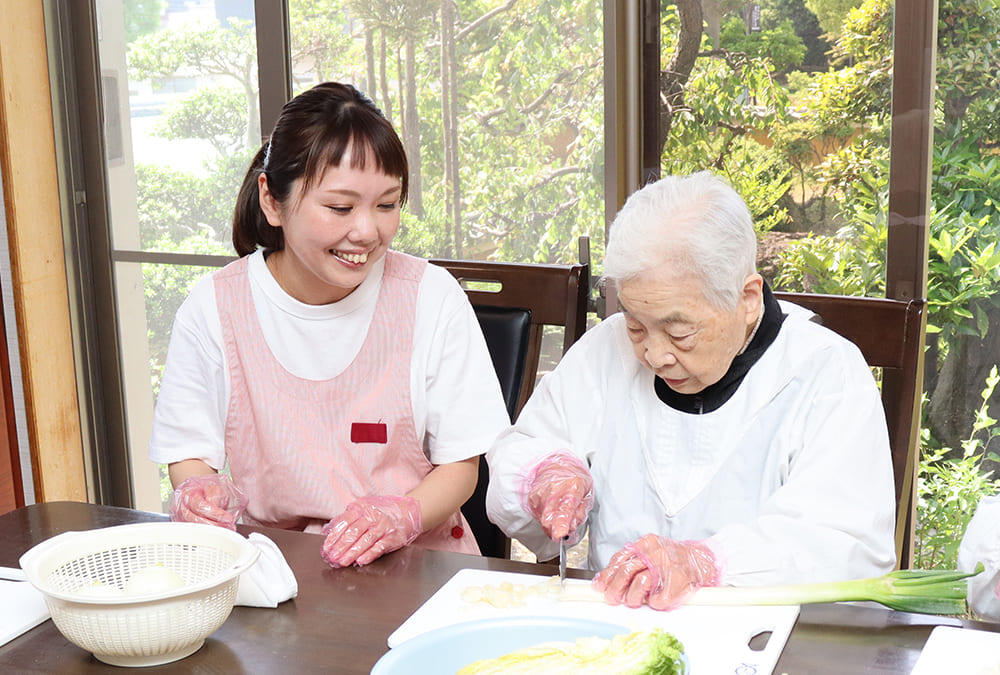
[{"x1": 653, "y1": 282, "x2": 784, "y2": 414}]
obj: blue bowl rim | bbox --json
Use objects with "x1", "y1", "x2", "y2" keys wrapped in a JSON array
[{"x1": 372, "y1": 615, "x2": 630, "y2": 674}]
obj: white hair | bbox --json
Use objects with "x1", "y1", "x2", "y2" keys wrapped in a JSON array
[{"x1": 603, "y1": 171, "x2": 757, "y2": 311}]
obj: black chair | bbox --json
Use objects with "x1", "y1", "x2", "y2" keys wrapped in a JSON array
[
  {"x1": 774, "y1": 292, "x2": 926, "y2": 567},
  {"x1": 430, "y1": 256, "x2": 590, "y2": 558}
]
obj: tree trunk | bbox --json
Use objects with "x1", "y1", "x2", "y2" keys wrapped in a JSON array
[
  {"x1": 702, "y1": 0, "x2": 724, "y2": 48},
  {"x1": 925, "y1": 299, "x2": 1000, "y2": 456},
  {"x1": 379, "y1": 32, "x2": 393, "y2": 124},
  {"x1": 440, "y1": 0, "x2": 462, "y2": 258},
  {"x1": 244, "y1": 79, "x2": 259, "y2": 148},
  {"x1": 365, "y1": 28, "x2": 376, "y2": 102},
  {"x1": 404, "y1": 38, "x2": 423, "y2": 217},
  {"x1": 659, "y1": 0, "x2": 704, "y2": 152}
]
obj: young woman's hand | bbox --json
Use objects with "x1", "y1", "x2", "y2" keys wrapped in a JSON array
[
  {"x1": 320, "y1": 495, "x2": 422, "y2": 567},
  {"x1": 169, "y1": 474, "x2": 248, "y2": 530},
  {"x1": 592, "y1": 534, "x2": 721, "y2": 610},
  {"x1": 523, "y1": 451, "x2": 594, "y2": 542}
]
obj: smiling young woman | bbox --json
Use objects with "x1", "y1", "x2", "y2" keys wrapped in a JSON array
[{"x1": 149, "y1": 82, "x2": 510, "y2": 569}]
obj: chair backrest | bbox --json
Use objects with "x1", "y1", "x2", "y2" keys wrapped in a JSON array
[
  {"x1": 430, "y1": 259, "x2": 590, "y2": 416},
  {"x1": 774, "y1": 291, "x2": 926, "y2": 568},
  {"x1": 430, "y1": 258, "x2": 590, "y2": 558}
]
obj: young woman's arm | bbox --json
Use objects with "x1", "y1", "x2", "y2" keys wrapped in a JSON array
[{"x1": 407, "y1": 455, "x2": 480, "y2": 529}]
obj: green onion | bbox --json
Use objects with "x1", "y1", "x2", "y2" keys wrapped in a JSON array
[{"x1": 686, "y1": 564, "x2": 984, "y2": 615}]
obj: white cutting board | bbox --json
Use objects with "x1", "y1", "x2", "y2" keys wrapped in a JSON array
[
  {"x1": 910, "y1": 626, "x2": 1000, "y2": 674},
  {"x1": 0, "y1": 580, "x2": 50, "y2": 647},
  {"x1": 388, "y1": 569, "x2": 799, "y2": 674}
]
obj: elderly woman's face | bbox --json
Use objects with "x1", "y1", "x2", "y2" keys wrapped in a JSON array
[{"x1": 618, "y1": 267, "x2": 758, "y2": 395}]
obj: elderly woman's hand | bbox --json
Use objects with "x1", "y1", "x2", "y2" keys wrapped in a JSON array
[
  {"x1": 523, "y1": 451, "x2": 594, "y2": 542},
  {"x1": 592, "y1": 534, "x2": 721, "y2": 611}
]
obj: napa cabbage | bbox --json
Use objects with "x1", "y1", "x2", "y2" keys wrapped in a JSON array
[{"x1": 456, "y1": 628, "x2": 685, "y2": 675}]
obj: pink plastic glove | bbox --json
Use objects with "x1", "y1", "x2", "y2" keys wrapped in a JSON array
[
  {"x1": 321, "y1": 495, "x2": 423, "y2": 568},
  {"x1": 169, "y1": 474, "x2": 248, "y2": 531},
  {"x1": 592, "y1": 534, "x2": 722, "y2": 611},
  {"x1": 523, "y1": 451, "x2": 594, "y2": 542}
]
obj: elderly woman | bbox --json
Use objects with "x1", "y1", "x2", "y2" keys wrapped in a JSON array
[{"x1": 485, "y1": 171, "x2": 896, "y2": 610}]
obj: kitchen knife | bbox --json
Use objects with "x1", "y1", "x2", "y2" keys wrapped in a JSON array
[{"x1": 558, "y1": 537, "x2": 567, "y2": 587}]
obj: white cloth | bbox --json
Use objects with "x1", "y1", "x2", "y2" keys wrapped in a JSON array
[
  {"x1": 149, "y1": 249, "x2": 509, "y2": 470},
  {"x1": 486, "y1": 300, "x2": 897, "y2": 586},
  {"x1": 958, "y1": 495, "x2": 1000, "y2": 622},
  {"x1": 235, "y1": 533, "x2": 298, "y2": 608}
]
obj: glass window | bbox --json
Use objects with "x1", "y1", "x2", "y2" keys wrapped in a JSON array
[
  {"x1": 96, "y1": 0, "x2": 260, "y2": 511},
  {"x1": 95, "y1": 0, "x2": 605, "y2": 512},
  {"x1": 655, "y1": 0, "x2": 892, "y2": 297},
  {"x1": 287, "y1": 0, "x2": 606, "y2": 266}
]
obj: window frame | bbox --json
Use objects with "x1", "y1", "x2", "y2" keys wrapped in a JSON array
[{"x1": 48, "y1": 0, "x2": 935, "y2": 509}]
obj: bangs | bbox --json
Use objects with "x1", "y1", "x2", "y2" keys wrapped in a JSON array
[{"x1": 299, "y1": 109, "x2": 408, "y2": 203}]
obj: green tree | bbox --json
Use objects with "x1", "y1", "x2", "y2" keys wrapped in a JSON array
[
  {"x1": 288, "y1": 0, "x2": 355, "y2": 87},
  {"x1": 770, "y1": 0, "x2": 1000, "y2": 454},
  {"x1": 719, "y1": 17, "x2": 806, "y2": 73},
  {"x1": 153, "y1": 86, "x2": 248, "y2": 155},
  {"x1": 763, "y1": 0, "x2": 829, "y2": 68},
  {"x1": 654, "y1": 2, "x2": 794, "y2": 233},
  {"x1": 143, "y1": 235, "x2": 233, "y2": 395},
  {"x1": 128, "y1": 18, "x2": 260, "y2": 148},
  {"x1": 803, "y1": 0, "x2": 864, "y2": 38},
  {"x1": 123, "y1": 0, "x2": 164, "y2": 45}
]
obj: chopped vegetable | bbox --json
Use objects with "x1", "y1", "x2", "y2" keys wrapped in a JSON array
[
  {"x1": 456, "y1": 629, "x2": 685, "y2": 675},
  {"x1": 686, "y1": 564, "x2": 984, "y2": 615}
]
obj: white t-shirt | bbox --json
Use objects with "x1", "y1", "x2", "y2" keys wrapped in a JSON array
[
  {"x1": 149, "y1": 249, "x2": 510, "y2": 470},
  {"x1": 486, "y1": 300, "x2": 897, "y2": 585}
]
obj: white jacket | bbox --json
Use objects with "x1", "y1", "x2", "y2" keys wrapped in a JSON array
[{"x1": 486, "y1": 300, "x2": 897, "y2": 585}]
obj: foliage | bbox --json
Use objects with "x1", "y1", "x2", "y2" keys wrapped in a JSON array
[
  {"x1": 142, "y1": 232, "x2": 232, "y2": 395},
  {"x1": 719, "y1": 17, "x2": 807, "y2": 73},
  {"x1": 659, "y1": 8, "x2": 794, "y2": 234},
  {"x1": 761, "y1": 0, "x2": 830, "y2": 68},
  {"x1": 128, "y1": 17, "x2": 260, "y2": 148},
  {"x1": 936, "y1": 0, "x2": 1000, "y2": 143},
  {"x1": 772, "y1": 228, "x2": 883, "y2": 296},
  {"x1": 772, "y1": 147, "x2": 1000, "y2": 348},
  {"x1": 122, "y1": 0, "x2": 164, "y2": 45},
  {"x1": 135, "y1": 148, "x2": 254, "y2": 247},
  {"x1": 803, "y1": 0, "x2": 865, "y2": 38},
  {"x1": 128, "y1": 18, "x2": 257, "y2": 84},
  {"x1": 154, "y1": 86, "x2": 249, "y2": 155},
  {"x1": 288, "y1": 0, "x2": 355, "y2": 88},
  {"x1": 394, "y1": 203, "x2": 455, "y2": 259},
  {"x1": 915, "y1": 368, "x2": 1000, "y2": 569}
]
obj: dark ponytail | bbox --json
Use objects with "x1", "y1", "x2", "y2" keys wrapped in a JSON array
[
  {"x1": 231, "y1": 82, "x2": 408, "y2": 257},
  {"x1": 232, "y1": 144, "x2": 281, "y2": 257}
]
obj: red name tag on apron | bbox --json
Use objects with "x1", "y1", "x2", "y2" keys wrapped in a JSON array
[{"x1": 351, "y1": 422, "x2": 388, "y2": 444}]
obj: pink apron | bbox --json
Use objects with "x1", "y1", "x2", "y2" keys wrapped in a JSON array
[{"x1": 215, "y1": 251, "x2": 479, "y2": 555}]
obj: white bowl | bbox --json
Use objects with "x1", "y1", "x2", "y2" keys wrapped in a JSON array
[{"x1": 19, "y1": 521, "x2": 259, "y2": 667}]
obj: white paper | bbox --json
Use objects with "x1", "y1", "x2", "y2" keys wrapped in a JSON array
[
  {"x1": 910, "y1": 626, "x2": 1000, "y2": 675},
  {"x1": 0, "y1": 580, "x2": 50, "y2": 647}
]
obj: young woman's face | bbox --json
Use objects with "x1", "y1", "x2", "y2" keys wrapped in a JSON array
[{"x1": 259, "y1": 144, "x2": 402, "y2": 304}]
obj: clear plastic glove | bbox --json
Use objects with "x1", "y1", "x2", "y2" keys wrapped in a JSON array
[
  {"x1": 321, "y1": 495, "x2": 422, "y2": 568},
  {"x1": 169, "y1": 473, "x2": 248, "y2": 531},
  {"x1": 592, "y1": 534, "x2": 721, "y2": 611},
  {"x1": 523, "y1": 451, "x2": 594, "y2": 542}
]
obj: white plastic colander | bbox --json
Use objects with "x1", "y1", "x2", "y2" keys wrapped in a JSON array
[{"x1": 18, "y1": 521, "x2": 259, "y2": 667}]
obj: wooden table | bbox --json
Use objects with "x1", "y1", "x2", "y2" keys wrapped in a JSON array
[{"x1": 1, "y1": 502, "x2": 997, "y2": 673}]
